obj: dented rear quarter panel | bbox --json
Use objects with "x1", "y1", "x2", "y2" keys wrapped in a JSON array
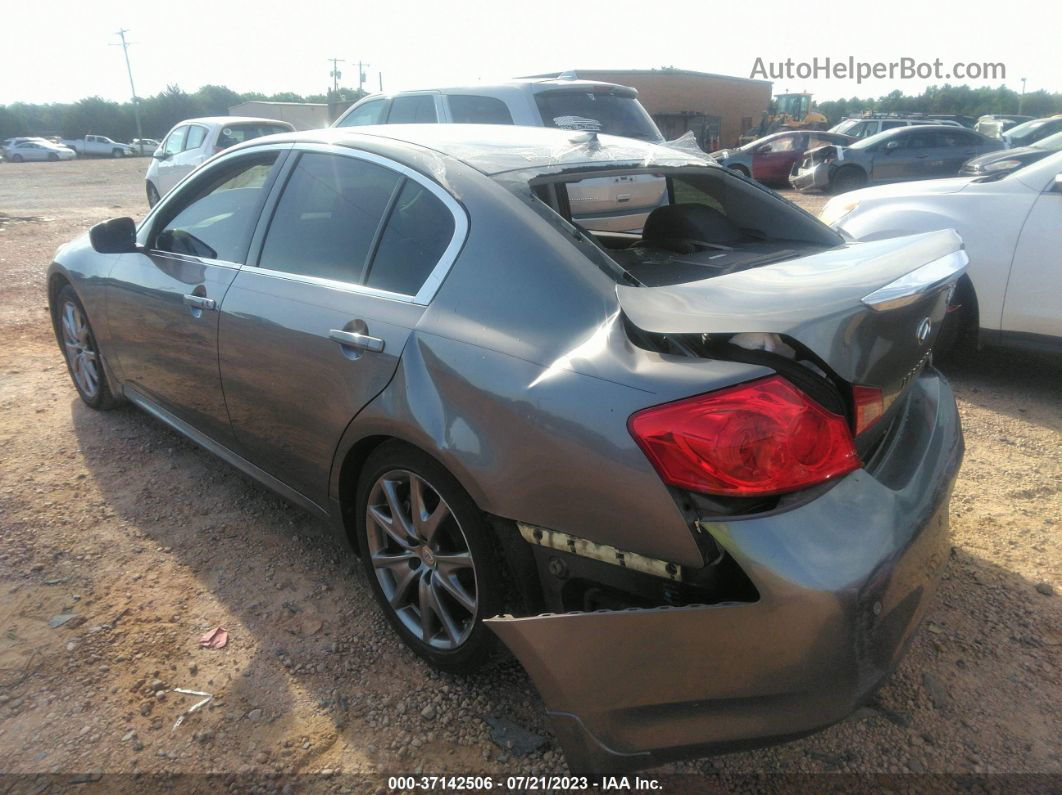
[
  {"x1": 330, "y1": 162, "x2": 770, "y2": 566},
  {"x1": 487, "y1": 369, "x2": 963, "y2": 773}
]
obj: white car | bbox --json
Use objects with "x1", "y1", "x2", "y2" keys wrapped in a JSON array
[
  {"x1": 61, "y1": 135, "x2": 136, "y2": 158},
  {"x1": 333, "y1": 78, "x2": 669, "y2": 232},
  {"x1": 3, "y1": 139, "x2": 77, "y2": 162},
  {"x1": 821, "y1": 151, "x2": 1062, "y2": 353},
  {"x1": 829, "y1": 117, "x2": 962, "y2": 139},
  {"x1": 145, "y1": 117, "x2": 295, "y2": 205}
]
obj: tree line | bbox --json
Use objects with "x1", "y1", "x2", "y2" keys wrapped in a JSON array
[
  {"x1": 0, "y1": 85, "x2": 366, "y2": 141},
  {"x1": 3, "y1": 82, "x2": 1059, "y2": 143},
  {"x1": 815, "y1": 85, "x2": 1061, "y2": 124}
]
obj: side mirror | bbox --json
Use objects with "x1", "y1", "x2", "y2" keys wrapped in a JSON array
[
  {"x1": 1053, "y1": 174, "x2": 1062, "y2": 193},
  {"x1": 89, "y1": 217, "x2": 138, "y2": 254},
  {"x1": 754, "y1": 144, "x2": 771, "y2": 154},
  {"x1": 152, "y1": 150, "x2": 169, "y2": 160},
  {"x1": 884, "y1": 140, "x2": 901, "y2": 153}
]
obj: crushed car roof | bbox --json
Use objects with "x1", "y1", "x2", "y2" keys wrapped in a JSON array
[{"x1": 259, "y1": 125, "x2": 717, "y2": 176}]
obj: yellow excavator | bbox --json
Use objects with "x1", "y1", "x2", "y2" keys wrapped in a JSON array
[{"x1": 740, "y1": 93, "x2": 829, "y2": 144}]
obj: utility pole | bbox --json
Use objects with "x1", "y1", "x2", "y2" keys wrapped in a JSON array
[
  {"x1": 112, "y1": 29, "x2": 144, "y2": 153},
  {"x1": 328, "y1": 57, "x2": 345, "y2": 94},
  {"x1": 1019, "y1": 77, "x2": 1027, "y2": 114},
  {"x1": 378, "y1": 72, "x2": 383, "y2": 93},
  {"x1": 356, "y1": 61, "x2": 371, "y2": 93}
]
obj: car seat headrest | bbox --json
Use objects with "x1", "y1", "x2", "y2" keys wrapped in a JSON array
[{"x1": 641, "y1": 203, "x2": 744, "y2": 252}]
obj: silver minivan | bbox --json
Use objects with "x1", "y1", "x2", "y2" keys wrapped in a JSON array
[{"x1": 333, "y1": 78, "x2": 668, "y2": 232}]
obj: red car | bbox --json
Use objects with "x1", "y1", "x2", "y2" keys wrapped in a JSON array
[{"x1": 711, "y1": 131, "x2": 855, "y2": 184}]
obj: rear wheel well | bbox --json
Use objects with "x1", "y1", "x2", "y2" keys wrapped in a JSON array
[
  {"x1": 335, "y1": 435, "x2": 542, "y2": 613},
  {"x1": 955, "y1": 273, "x2": 979, "y2": 334},
  {"x1": 337, "y1": 434, "x2": 393, "y2": 549}
]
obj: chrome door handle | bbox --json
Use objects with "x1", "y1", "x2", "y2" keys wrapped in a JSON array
[
  {"x1": 329, "y1": 329, "x2": 385, "y2": 353},
  {"x1": 183, "y1": 294, "x2": 216, "y2": 311}
]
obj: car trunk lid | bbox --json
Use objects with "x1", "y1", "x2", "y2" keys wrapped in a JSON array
[{"x1": 617, "y1": 229, "x2": 966, "y2": 415}]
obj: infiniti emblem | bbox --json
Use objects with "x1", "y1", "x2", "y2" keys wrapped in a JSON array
[{"x1": 917, "y1": 317, "x2": 933, "y2": 345}]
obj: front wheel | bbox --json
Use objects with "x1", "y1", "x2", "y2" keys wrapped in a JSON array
[
  {"x1": 54, "y1": 285, "x2": 121, "y2": 410},
  {"x1": 11, "y1": 154, "x2": 23, "y2": 163},
  {"x1": 48, "y1": 153, "x2": 59, "y2": 162},
  {"x1": 933, "y1": 278, "x2": 976, "y2": 360},
  {"x1": 146, "y1": 182, "x2": 160, "y2": 208},
  {"x1": 356, "y1": 442, "x2": 503, "y2": 673},
  {"x1": 830, "y1": 166, "x2": 868, "y2": 194},
  {"x1": 112, "y1": 148, "x2": 125, "y2": 158}
]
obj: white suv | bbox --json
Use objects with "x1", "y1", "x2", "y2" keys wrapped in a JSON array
[
  {"x1": 145, "y1": 117, "x2": 295, "y2": 206},
  {"x1": 333, "y1": 78, "x2": 668, "y2": 232},
  {"x1": 829, "y1": 117, "x2": 962, "y2": 139}
]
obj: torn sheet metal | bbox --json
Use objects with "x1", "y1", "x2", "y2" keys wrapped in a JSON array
[{"x1": 488, "y1": 377, "x2": 961, "y2": 773}]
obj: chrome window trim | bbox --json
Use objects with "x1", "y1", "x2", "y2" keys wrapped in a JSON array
[
  {"x1": 254, "y1": 142, "x2": 469, "y2": 306},
  {"x1": 861, "y1": 249, "x2": 969, "y2": 312},
  {"x1": 247, "y1": 265, "x2": 418, "y2": 303},
  {"x1": 146, "y1": 250, "x2": 243, "y2": 271}
]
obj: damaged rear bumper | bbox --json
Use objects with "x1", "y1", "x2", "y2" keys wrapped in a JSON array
[{"x1": 487, "y1": 369, "x2": 963, "y2": 773}]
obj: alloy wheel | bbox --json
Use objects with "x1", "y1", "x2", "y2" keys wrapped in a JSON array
[
  {"x1": 61, "y1": 299, "x2": 100, "y2": 399},
  {"x1": 365, "y1": 469, "x2": 478, "y2": 650}
]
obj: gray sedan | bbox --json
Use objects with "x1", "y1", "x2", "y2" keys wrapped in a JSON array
[
  {"x1": 48, "y1": 125, "x2": 964, "y2": 773},
  {"x1": 791, "y1": 124, "x2": 1003, "y2": 193}
]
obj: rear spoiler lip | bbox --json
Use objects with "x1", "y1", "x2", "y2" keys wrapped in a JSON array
[
  {"x1": 614, "y1": 229, "x2": 965, "y2": 338},
  {"x1": 861, "y1": 249, "x2": 968, "y2": 312}
]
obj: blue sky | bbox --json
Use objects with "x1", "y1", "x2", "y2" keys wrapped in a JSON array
[{"x1": 4, "y1": 0, "x2": 1057, "y2": 104}]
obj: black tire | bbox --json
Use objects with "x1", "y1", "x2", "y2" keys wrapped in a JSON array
[
  {"x1": 728, "y1": 164, "x2": 750, "y2": 178},
  {"x1": 355, "y1": 441, "x2": 503, "y2": 673},
  {"x1": 830, "y1": 166, "x2": 868, "y2": 194},
  {"x1": 53, "y1": 284, "x2": 121, "y2": 410},
  {"x1": 11, "y1": 154, "x2": 23, "y2": 163},
  {"x1": 146, "y1": 182, "x2": 160, "y2": 208},
  {"x1": 48, "y1": 153, "x2": 59, "y2": 162},
  {"x1": 112, "y1": 148, "x2": 125, "y2": 158},
  {"x1": 933, "y1": 278, "x2": 976, "y2": 360}
]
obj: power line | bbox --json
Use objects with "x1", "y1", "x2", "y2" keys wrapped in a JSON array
[
  {"x1": 328, "y1": 57, "x2": 345, "y2": 94},
  {"x1": 111, "y1": 29, "x2": 145, "y2": 152}
]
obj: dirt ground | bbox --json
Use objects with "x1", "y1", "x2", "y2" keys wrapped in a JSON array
[{"x1": 0, "y1": 158, "x2": 1059, "y2": 789}]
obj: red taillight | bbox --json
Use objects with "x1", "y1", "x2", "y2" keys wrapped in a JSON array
[
  {"x1": 628, "y1": 376, "x2": 859, "y2": 497},
  {"x1": 852, "y1": 384, "x2": 885, "y2": 435}
]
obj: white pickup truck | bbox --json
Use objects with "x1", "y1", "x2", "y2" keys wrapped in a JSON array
[{"x1": 61, "y1": 135, "x2": 137, "y2": 158}]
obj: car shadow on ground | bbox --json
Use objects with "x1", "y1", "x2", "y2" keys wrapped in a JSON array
[
  {"x1": 68, "y1": 395, "x2": 1061, "y2": 778},
  {"x1": 69, "y1": 398, "x2": 546, "y2": 775},
  {"x1": 940, "y1": 344, "x2": 1062, "y2": 432}
]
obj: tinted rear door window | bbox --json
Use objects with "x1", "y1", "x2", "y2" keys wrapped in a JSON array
[
  {"x1": 365, "y1": 180, "x2": 454, "y2": 296},
  {"x1": 387, "y1": 96, "x2": 438, "y2": 124},
  {"x1": 535, "y1": 91, "x2": 662, "y2": 142},
  {"x1": 258, "y1": 153, "x2": 401, "y2": 283},
  {"x1": 447, "y1": 95, "x2": 514, "y2": 124}
]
